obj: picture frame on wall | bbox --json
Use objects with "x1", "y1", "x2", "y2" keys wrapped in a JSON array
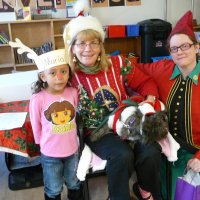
[
  {"x1": 37, "y1": 0, "x2": 55, "y2": 10},
  {"x1": 0, "y1": 0, "x2": 15, "y2": 12},
  {"x1": 66, "y1": 0, "x2": 76, "y2": 18}
]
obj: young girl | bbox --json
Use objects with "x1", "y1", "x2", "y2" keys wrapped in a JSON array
[{"x1": 9, "y1": 39, "x2": 83, "y2": 200}]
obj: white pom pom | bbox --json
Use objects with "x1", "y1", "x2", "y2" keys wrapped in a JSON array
[
  {"x1": 74, "y1": 0, "x2": 90, "y2": 16},
  {"x1": 159, "y1": 101, "x2": 166, "y2": 111},
  {"x1": 138, "y1": 103, "x2": 155, "y2": 115}
]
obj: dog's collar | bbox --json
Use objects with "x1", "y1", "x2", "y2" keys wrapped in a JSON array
[{"x1": 120, "y1": 114, "x2": 144, "y2": 136}]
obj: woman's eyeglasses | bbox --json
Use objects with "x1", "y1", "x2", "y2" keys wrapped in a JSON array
[
  {"x1": 74, "y1": 41, "x2": 100, "y2": 50},
  {"x1": 169, "y1": 43, "x2": 195, "y2": 53}
]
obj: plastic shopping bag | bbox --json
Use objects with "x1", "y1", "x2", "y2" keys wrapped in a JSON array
[{"x1": 174, "y1": 169, "x2": 200, "y2": 200}]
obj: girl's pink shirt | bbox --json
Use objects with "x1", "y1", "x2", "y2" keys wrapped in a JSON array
[{"x1": 29, "y1": 87, "x2": 78, "y2": 157}]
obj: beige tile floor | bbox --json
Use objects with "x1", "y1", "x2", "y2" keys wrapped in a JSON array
[{"x1": 0, "y1": 152, "x2": 136, "y2": 200}]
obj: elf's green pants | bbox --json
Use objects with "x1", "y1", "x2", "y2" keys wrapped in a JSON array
[{"x1": 161, "y1": 148, "x2": 193, "y2": 200}]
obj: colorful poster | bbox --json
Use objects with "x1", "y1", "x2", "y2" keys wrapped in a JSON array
[
  {"x1": 0, "y1": 0, "x2": 15, "y2": 12},
  {"x1": 92, "y1": 0, "x2": 108, "y2": 8},
  {"x1": 125, "y1": 0, "x2": 141, "y2": 6},
  {"x1": 109, "y1": 0, "x2": 124, "y2": 7},
  {"x1": 16, "y1": 0, "x2": 35, "y2": 8},
  {"x1": 91, "y1": 0, "x2": 141, "y2": 7},
  {"x1": 66, "y1": 0, "x2": 76, "y2": 18},
  {"x1": 54, "y1": 0, "x2": 65, "y2": 9},
  {"x1": 37, "y1": 0, "x2": 55, "y2": 10}
]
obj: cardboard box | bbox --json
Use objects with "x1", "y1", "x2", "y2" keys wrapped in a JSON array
[{"x1": 0, "y1": 70, "x2": 38, "y2": 103}]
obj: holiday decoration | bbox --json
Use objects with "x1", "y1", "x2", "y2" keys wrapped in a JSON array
[
  {"x1": 107, "y1": 97, "x2": 180, "y2": 161},
  {"x1": 9, "y1": 38, "x2": 68, "y2": 71},
  {"x1": 168, "y1": 10, "x2": 195, "y2": 41},
  {"x1": 78, "y1": 85, "x2": 109, "y2": 129},
  {"x1": 108, "y1": 97, "x2": 169, "y2": 144}
]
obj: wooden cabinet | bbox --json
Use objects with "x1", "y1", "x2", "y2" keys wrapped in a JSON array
[
  {"x1": 105, "y1": 37, "x2": 141, "y2": 57},
  {"x1": 0, "y1": 19, "x2": 141, "y2": 74}
]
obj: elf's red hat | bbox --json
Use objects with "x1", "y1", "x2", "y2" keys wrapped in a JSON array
[{"x1": 168, "y1": 10, "x2": 195, "y2": 40}]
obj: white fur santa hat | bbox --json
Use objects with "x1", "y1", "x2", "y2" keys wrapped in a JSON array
[
  {"x1": 138, "y1": 100, "x2": 166, "y2": 115},
  {"x1": 63, "y1": 0, "x2": 105, "y2": 47}
]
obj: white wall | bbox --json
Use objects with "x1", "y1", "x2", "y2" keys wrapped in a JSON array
[
  {"x1": 91, "y1": 0, "x2": 166, "y2": 25},
  {"x1": 0, "y1": 0, "x2": 199, "y2": 27},
  {"x1": 92, "y1": 0, "x2": 200, "y2": 26},
  {"x1": 167, "y1": 0, "x2": 200, "y2": 26}
]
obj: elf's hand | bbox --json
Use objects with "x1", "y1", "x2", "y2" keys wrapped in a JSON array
[{"x1": 187, "y1": 158, "x2": 200, "y2": 173}]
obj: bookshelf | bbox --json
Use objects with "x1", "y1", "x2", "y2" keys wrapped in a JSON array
[
  {"x1": 0, "y1": 19, "x2": 141, "y2": 74},
  {"x1": 0, "y1": 19, "x2": 69, "y2": 74}
]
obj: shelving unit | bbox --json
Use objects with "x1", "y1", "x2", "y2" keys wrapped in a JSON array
[
  {"x1": 194, "y1": 25, "x2": 200, "y2": 32},
  {"x1": 0, "y1": 19, "x2": 70, "y2": 74},
  {"x1": 105, "y1": 37, "x2": 141, "y2": 56},
  {"x1": 0, "y1": 19, "x2": 141, "y2": 74}
]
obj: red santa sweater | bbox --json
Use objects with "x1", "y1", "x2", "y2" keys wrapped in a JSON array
[{"x1": 71, "y1": 55, "x2": 158, "y2": 134}]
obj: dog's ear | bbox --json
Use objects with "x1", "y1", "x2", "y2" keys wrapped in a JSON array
[
  {"x1": 157, "y1": 110, "x2": 168, "y2": 123},
  {"x1": 142, "y1": 111, "x2": 169, "y2": 144}
]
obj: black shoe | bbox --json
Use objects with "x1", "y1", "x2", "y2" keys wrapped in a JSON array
[
  {"x1": 68, "y1": 188, "x2": 84, "y2": 200},
  {"x1": 132, "y1": 182, "x2": 151, "y2": 200},
  {"x1": 44, "y1": 193, "x2": 61, "y2": 200}
]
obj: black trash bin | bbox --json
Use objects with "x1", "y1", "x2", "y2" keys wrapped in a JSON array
[{"x1": 139, "y1": 19, "x2": 172, "y2": 63}]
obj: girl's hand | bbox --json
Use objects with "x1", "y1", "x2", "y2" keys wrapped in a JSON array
[{"x1": 187, "y1": 158, "x2": 200, "y2": 173}]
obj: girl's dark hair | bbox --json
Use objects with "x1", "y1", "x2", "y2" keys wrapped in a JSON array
[
  {"x1": 31, "y1": 65, "x2": 72, "y2": 94},
  {"x1": 31, "y1": 74, "x2": 48, "y2": 94}
]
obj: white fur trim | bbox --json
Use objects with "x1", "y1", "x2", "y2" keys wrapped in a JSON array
[
  {"x1": 159, "y1": 101, "x2": 166, "y2": 111},
  {"x1": 108, "y1": 106, "x2": 137, "y2": 136},
  {"x1": 167, "y1": 132, "x2": 180, "y2": 162},
  {"x1": 120, "y1": 106, "x2": 137, "y2": 122},
  {"x1": 115, "y1": 119, "x2": 125, "y2": 136},
  {"x1": 138, "y1": 103, "x2": 155, "y2": 115},
  {"x1": 76, "y1": 144, "x2": 92, "y2": 181},
  {"x1": 108, "y1": 114, "x2": 114, "y2": 129},
  {"x1": 64, "y1": 15, "x2": 105, "y2": 46},
  {"x1": 74, "y1": 0, "x2": 90, "y2": 16}
]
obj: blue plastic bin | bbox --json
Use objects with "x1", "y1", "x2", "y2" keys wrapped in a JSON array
[
  {"x1": 151, "y1": 56, "x2": 172, "y2": 62},
  {"x1": 126, "y1": 25, "x2": 140, "y2": 37}
]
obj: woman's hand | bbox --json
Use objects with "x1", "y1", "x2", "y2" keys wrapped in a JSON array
[
  {"x1": 139, "y1": 95, "x2": 156, "y2": 106},
  {"x1": 187, "y1": 158, "x2": 200, "y2": 173}
]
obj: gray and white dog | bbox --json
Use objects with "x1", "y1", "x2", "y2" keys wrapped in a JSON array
[{"x1": 107, "y1": 100, "x2": 169, "y2": 145}]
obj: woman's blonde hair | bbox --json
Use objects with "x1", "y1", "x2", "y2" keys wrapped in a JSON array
[{"x1": 67, "y1": 29, "x2": 111, "y2": 72}]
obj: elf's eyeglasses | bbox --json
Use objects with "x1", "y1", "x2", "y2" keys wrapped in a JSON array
[{"x1": 169, "y1": 43, "x2": 195, "y2": 53}]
